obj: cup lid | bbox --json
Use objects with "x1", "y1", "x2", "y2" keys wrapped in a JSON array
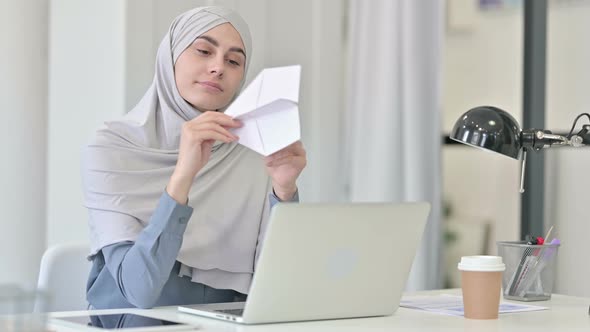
[{"x1": 458, "y1": 255, "x2": 505, "y2": 272}]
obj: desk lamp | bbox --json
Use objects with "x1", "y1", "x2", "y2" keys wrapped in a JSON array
[
  {"x1": 450, "y1": 106, "x2": 590, "y2": 192},
  {"x1": 450, "y1": 105, "x2": 590, "y2": 314}
]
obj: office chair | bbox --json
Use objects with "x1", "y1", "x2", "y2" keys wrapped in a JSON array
[{"x1": 35, "y1": 243, "x2": 91, "y2": 312}]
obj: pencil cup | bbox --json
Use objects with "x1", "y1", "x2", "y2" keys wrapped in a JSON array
[
  {"x1": 458, "y1": 256, "x2": 505, "y2": 319},
  {"x1": 497, "y1": 241, "x2": 560, "y2": 301}
]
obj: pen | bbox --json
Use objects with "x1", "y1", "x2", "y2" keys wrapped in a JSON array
[
  {"x1": 512, "y1": 252, "x2": 538, "y2": 296},
  {"x1": 544, "y1": 225, "x2": 554, "y2": 244},
  {"x1": 508, "y1": 238, "x2": 536, "y2": 296},
  {"x1": 509, "y1": 234, "x2": 547, "y2": 296},
  {"x1": 516, "y1": 239, "x2": 559, "y2": 297}
]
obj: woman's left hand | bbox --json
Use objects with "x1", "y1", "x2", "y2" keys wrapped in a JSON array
[{"x1": 264, "y1": 141, "x2": 307, "y2": 201}]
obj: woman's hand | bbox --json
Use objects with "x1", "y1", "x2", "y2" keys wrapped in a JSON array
[
  {"x1": 264, "y1": 141, "x2": 307, "y2": 201},
  {"x1": 167, "y1": 112, "x2": 242, "y2": 204}
]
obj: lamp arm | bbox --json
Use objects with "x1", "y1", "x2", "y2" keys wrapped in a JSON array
[
  {"x1": 521, "y1": 128, "x2": 589, "y2": 150},
  {"x1": 521, "y1": 129, "x2": 560, "y2": 150},
  {"x1": 518, "y1": 130, "x2": 578, "y2": 194},
  {"x1": 535, "y1": 131, "x2": 568, "y2": 147}
]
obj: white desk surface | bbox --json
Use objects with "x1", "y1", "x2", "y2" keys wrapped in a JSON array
[{"x1": 48, "y1": 289, "x2": 590, "y2": 332}]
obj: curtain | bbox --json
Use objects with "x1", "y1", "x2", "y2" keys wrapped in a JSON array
[{"x1": 345, "y1": 0, "x2": 444, "y2": 290}]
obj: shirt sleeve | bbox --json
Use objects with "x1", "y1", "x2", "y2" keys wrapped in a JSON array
[
  {"x1": 101, "y1": 190, "x2": 193, "y2": 309},
  {"x1": 268, "y1": 188, "x2": 300, "y2": 208}
]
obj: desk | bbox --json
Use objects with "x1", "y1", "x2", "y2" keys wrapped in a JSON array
[{"x1": 48, "y1": 289, "x2": 590, "y2": 331}]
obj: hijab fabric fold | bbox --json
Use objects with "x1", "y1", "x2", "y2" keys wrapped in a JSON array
[{"x1": 81, "y1": 6, "x2": 270, "y2": 294}]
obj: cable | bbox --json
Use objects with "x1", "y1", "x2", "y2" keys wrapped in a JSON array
[{"x1": 566, "y1": 113, "x2": 590, "y2": 139}]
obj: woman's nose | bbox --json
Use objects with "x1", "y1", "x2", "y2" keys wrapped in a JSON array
[{"x1": 209, "y1": 57, "x2": 225, "y2": 77}]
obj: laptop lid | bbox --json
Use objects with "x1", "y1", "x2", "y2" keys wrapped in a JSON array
[{"x1": 240, "y1": 201, "x2": 431, "y2": 324}]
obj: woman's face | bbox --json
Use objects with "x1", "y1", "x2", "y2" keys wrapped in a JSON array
[{"x1": 175, "y1": 23, "x2": 246, "y2": 112}]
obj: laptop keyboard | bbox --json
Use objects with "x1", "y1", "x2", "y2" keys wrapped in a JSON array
[{"x1": 215, "y1": 309, "x2": 244, "y2": 316}]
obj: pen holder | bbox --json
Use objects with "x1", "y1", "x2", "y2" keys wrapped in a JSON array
[{"x1": 496, "y1": 241, "x2": 560, "y2": 301}]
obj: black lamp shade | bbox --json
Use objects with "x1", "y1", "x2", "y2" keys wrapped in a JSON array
[{"x1": 450, "y1": 106, "x2": 523, "y2": 159}]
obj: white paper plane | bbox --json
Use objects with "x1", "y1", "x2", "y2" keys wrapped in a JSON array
[{"x1": 224, "y1": 65, "x2": 301, "y2": 156}]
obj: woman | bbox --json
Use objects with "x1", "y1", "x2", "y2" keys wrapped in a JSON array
[{"x1": 81, "y1": 6, "x2": 306, "y2": 310}]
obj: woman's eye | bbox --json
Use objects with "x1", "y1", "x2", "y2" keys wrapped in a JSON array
[
  {"x1": 228, "y1": 60, "x2": 241, "y2": 66},
  {"x1": 197, "y1": 49, "x2": 210, "y2": 55}
]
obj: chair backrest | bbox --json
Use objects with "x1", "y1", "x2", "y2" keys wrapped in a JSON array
[{"x1": 35, "y1": 243, "x2": 91, "y2": 312}]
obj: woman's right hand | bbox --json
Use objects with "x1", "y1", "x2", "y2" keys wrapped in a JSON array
[{"x1": 167, "y1": 112, "x2": 242, "y2": 204}]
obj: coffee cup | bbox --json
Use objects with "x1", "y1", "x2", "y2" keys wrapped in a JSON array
[{"x1": 458, "y1": 255, "x2": 505, "y2": 319}]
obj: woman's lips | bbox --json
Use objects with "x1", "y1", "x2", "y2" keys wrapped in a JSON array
[{"x1": 198, "y1": 81, "x2": 223, "y2": 92}]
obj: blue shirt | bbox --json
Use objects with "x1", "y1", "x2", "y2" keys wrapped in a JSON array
[{"x1": 86, "y1": 190, "x2": 298, "y2": 309}]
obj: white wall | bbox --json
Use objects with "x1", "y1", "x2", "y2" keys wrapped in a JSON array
[
  {"x1": 261, "y1": 0, "x2": 346, "y2": 202},
  {"x1": 443, "y1": 6, "x2": 523, "y2": 258},
  {"x1": 443, "y1": 1, "x2": 590, "y2": 296},
  {"x1": 545, "y1": 3, "x2": 590, "y2": 297},
  {"x1": 47, "y1": 0, "x2": 127, "y2": 246},
  {"x1": 0, "y1": 0, "x2": 48, "y2": 288}
]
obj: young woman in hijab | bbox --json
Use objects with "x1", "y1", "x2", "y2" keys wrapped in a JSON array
[{"x1": 81, "y1": 6, "x2": 306, "y2": 310}]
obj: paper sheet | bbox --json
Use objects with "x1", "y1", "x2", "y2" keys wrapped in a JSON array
[
  {"x1": 224, "y1": 65, "x2": 301, "y2": 156},
  {"x1": 400, "y1": 294, "x2": 548, "y2": 317}
]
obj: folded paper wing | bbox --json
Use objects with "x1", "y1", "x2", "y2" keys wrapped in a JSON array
[{"x1": 225, "y1": 65, "x2": 301, "y2": 156}]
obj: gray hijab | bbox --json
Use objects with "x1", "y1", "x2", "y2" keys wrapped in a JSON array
[{"x1": 81, "y1": 7, "x2": 271, "y2": 294}]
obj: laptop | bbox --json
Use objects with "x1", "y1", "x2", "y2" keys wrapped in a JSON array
[{"x1": 178, "y1": 202, "x2": 431, "y2": 324}]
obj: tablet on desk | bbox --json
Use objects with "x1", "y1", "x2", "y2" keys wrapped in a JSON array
[{"x1": 52, "y1": 313, "x2": 198, "y2": 331}]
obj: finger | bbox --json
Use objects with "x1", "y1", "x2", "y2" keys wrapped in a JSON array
[
  {"x1": 228, "y1": 118, "x2": 244, "y2": 128},
  {"x1": 266, "y1": 155, "x2": 305, "y2": 167},
  {"x1": 267, "y1": 146, "x2": 305, "y2": 165},
  {"x1": 193, "y1": 122, "x2": 239, "y2": 141},
  {"x1": 291, "y1": 142, "x2": 306, "y2": 156},
  {"x1": 196, "y1": 129, "x2": 236, "y2": 144},
  {"x1": 288, "y1": 141, "x2": 305, "y2": 153},
  {"x1": 190, "y1": 124, "x2": 237, "y2": 142},
  {"x1": 286, "y1": 141, "x2": 303, "y2": 151},
  {"x1": 266, "y1": 149, "x2": 291, "y2": 162},
  {"x1": 267, "y1": 141, "x2": 303, "y2": 158},
  {"x1": 199, "y1": 111, "x2": 243, "y2": 128}
]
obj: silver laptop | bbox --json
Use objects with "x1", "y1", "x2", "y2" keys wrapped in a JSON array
[{"x1": 178, "y1": 202, "x2": 431, "y2": 324}]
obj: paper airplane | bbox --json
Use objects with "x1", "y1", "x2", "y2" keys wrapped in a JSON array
[{"x1": 224, "y1": 65, "x2": 301, "y2": 156}]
